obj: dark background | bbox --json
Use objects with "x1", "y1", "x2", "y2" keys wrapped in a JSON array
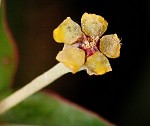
[{"x1": 5, "y1": 0, "x2": 150, "y2": 126}]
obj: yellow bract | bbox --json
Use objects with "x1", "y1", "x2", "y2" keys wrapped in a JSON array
[
  {"x1": 56, "y1": 46, "x2": 85, "y2": 73},
  {"x1": 53, "y1": 17, "x2": 82, "y2": 44},
  {"x1": 100, "y1": 34, "x2": 121, "y2": 58},
  {"x1": 81, "y1": 12, "x2": 108, "y2": 37},
  {"x1": 85, "y1": 52, "x2": 112, "y2": 75}
]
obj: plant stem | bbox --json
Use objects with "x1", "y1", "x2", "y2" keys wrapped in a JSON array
[{"x1": 0, "y1": 63, "x2": 70, "y2": 115}]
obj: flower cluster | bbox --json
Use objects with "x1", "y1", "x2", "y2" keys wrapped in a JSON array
[{"x1": 53, "y1": 13, "x2": 121, "y2": 75}]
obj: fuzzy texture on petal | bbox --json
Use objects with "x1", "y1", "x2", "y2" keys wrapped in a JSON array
[
  {"x1": 100, "y1": 34, "x2": 121, "y2": 58},
  {"x1": 56, "y1": 46, "x2": 85, "y2": 73},
  {"x1": 53, "y1": 17, "x2": 82, "y2": 44},
  {"x1": 85, "y1": 52, "x2": 112, "y2": 75},
  {"x1": 81, "y1": 12, "x2": 108, "y2": 37}
]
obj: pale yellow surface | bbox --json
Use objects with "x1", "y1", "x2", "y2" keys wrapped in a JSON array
[
  {"x1": 81, "y1": 12, "x2": 108, "y2": 37},
  {"x1": 100, "y1": 34, "x2": 121, "y2": 58},
  {"x1": 56, "y1": 46, "x2": 85, "y2": 73},
  {"x1": 53, "y1": 17, "x2": 82, "y2": 44},
  {"x1": 85, "y1": 52, "x2": 112, "y2": 75}
]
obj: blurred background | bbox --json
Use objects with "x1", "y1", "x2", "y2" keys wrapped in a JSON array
[{"x1": 4, "y1": 0, "x2": 150, "y2": 126}]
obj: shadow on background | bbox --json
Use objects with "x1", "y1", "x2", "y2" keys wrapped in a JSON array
[{"x1": 5, "y1": 0, "x2": 150, "y2": 126}]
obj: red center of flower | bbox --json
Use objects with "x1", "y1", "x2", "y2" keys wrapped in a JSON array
[{"x1": 74, "y1": 34, "x2": 99, "y2": 57}]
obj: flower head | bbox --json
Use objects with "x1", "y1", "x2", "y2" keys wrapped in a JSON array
[{"x1": 53, "y1": 12, "x2": 121, "y2": 75}]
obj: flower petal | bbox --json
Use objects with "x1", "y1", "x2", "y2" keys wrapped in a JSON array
[
  {"x1": 85, "y1": 52, "x2": 112, "y2": 75},
  {"x1": 100, "y1": 34, "x2": 121, "y2": 58},
  {"x1": 53, "y1": 17, "x2": 82, "y2": 44},
  {"x1": 56, "y1": 46, "x2": 85, "y2": 73},
  {"x1": 81, "y1": 12, "x2": 108, "y2": 37}
]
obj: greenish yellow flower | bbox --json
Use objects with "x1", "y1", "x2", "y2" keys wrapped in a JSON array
[{"x1": 53, "y1": 12, "x2": 121, "y2": 75}]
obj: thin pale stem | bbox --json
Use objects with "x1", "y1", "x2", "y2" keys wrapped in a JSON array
[{"x1": 0, "y1": 63, "x2": 70, "y2": 115}]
